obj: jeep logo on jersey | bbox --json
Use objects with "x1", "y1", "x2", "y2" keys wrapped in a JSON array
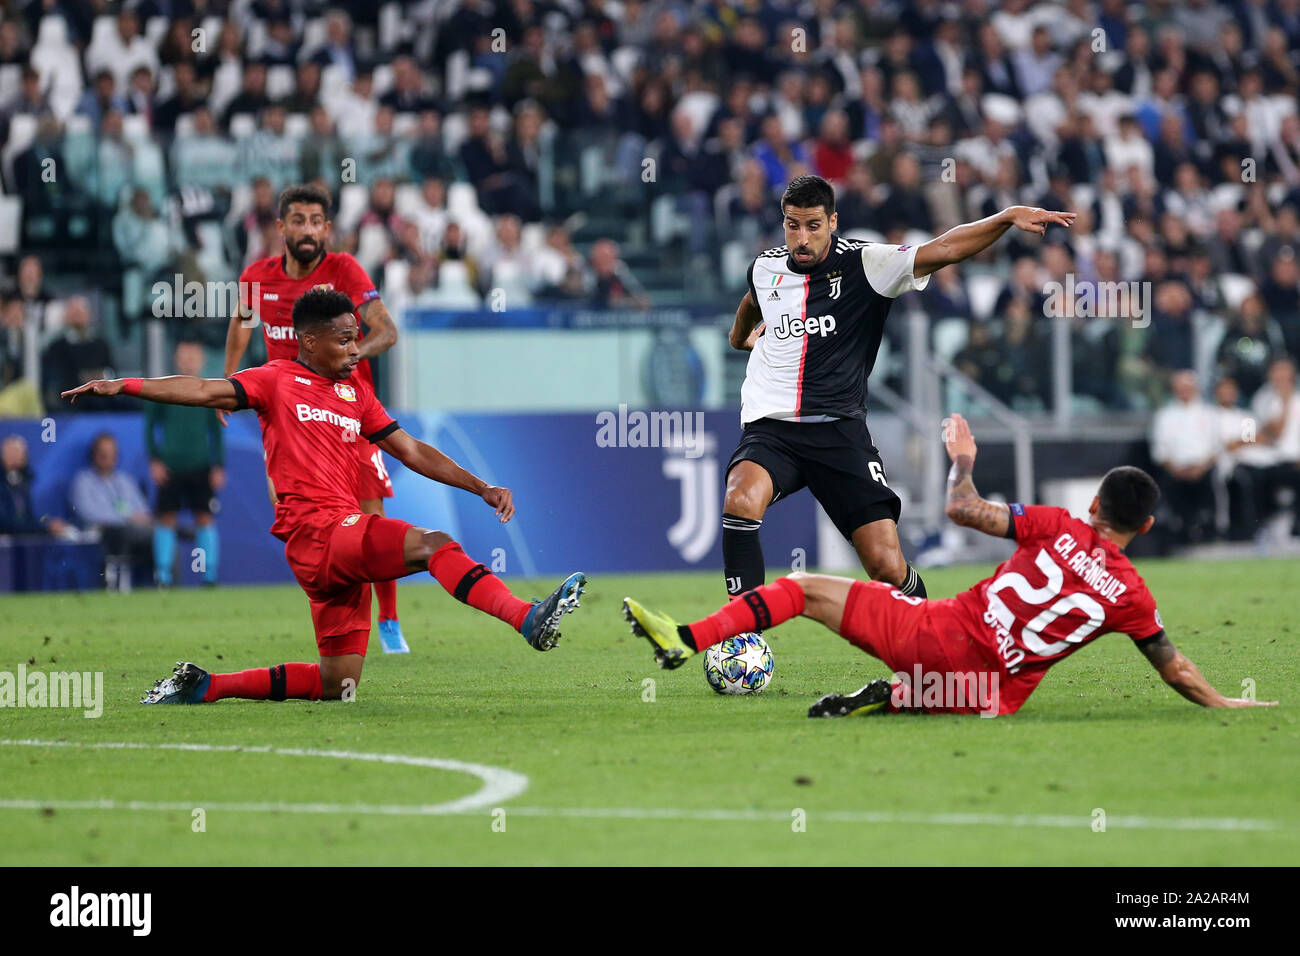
[
  {"x1": 295, "y1": 403, "x2": 361, "y2": 433},
  {"x1": 770, "y1": 313, "x2": 837, "y2": 340},
  {"x1": 266, "y1": 324, "x2": 297, "y2": 341},
  {"x1": 334, "y1": 382, "x2": 357, "y2": 402}
]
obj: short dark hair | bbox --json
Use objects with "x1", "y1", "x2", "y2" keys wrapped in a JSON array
[
  {"x1": 278, "y1": 183, "x2": 332, "y2": 221},
  {"x1": 1097, "y1": 466, "x2": 1160, "y2": 533},
  {"x1": 291, "y1": 287, "x2": 355, "y2": 333},
  {"x1": 781, "y1": 175, "x2": 835, "y2": 218}
]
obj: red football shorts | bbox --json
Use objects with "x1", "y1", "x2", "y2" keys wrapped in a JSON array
[
  {"x1": 283, "y1": 511, "x2": 412, "y2": 655},
  {"x1": 356, "y1": 441, "x2": 394, "y2": 500},
  {"x1": 838, "y1": 580, "x2": 1038, "y2": 715}
]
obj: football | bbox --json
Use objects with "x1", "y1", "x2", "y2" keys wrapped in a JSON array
[{"x1": 703, "y1": 632, "x2": 775, "y2": 695}]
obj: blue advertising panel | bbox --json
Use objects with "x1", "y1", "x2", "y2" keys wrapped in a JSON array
[{"x1": 2, "y1": 411, "x2": 819, "y2": 588}]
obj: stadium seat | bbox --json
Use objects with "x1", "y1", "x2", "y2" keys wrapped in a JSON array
[
  {"x1": 393, "y1": 182, "x2": 421, "y2": 212},
  {"x1": 300, "y1": 17, "x2": 328, "y2": 58},
  {"x1": 844, "y1": 228, "x2": 886, "y2": 244},
  {"x1": 355, "y1": 223, "x2": 393, "y2": 277},
  {"x1": 245, "y1": 19, "x2": 269, "y2": 60},
  {"x1": 0, "y1": 64, "x2": 21, "y2": 105},
  {"x1": 122, "y1": 114, "x2": 151, "y2": 142},
  {"x1": 392, "y1": 112, "x2": 418, "y2": 137},
  {"x1": 378, "y1": 3, "x2": 406, "y2": 52},
  {"x1": 336, "y1": 183, "x2": 369, "y2": 235},
  {"x1": 967, "y1": 274, "x2": 1004, "y2": 321},
  {"x1": 266, "y1": 65, "x2": 295, "y2": 101},
  {"x1": 145, "y1": 16, "x2": 168, "y2": 47},
  {"x1": 611, "y1": 47, "x2": 641, "y2": 85},
  {"x1": 283, "y1": 113, "x2": 310, "y2": 139},
  {"x1": 1, "y1": 114, "x2": 37, "y2": 186},
  {"x1": 1219, "y1": 273, "x2": 1256, "y2": 311},
  {"x1": 0, "y1": 196, "x2": 23, "y2": 255},
  {"x1": 447, "y1": 182, "x2": 482, "y2": 220},
  {"x1": 228, "y1": 113, "x2": 257, "y2": 139},
  {"x1": 441, "y1": 111, "x2": 469, "y2": 153},
  {"x1": 720, "y1": 240, "x2": 750, "y2": 290},
  {"x1": 520, "y1": 222, "x2": 545, "y2": 256},
  {"x1": 30, "y1": 15, "x2": 83, "y2": 118},
  {"x1": 932, "y1": 317, "x2": 970, "y2": 362},
  {"x1": 319, "y1": 64, "x2": 349, "y2": 99},
  {"x1": 427, "y1": 260, "x2": 482, "y2": 308}
]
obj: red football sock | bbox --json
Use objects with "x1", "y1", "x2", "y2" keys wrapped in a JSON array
[
  {"x1": 428, "y1": 541, "x2": 530, "y2": 632},
  {"x1": 375, "y1": 578, "x2": 398, "y2": 621},
  {"x1": 203, "y1": 663, "x2": 322, "y2": 702},
  {"x1": 687, "y1": 577, "x2": 806, "y2": 651}
]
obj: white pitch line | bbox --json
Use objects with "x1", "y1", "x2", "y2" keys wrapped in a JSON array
[
  {"x1": 0, "y1": 739, "x2": 528, "y2": 816},
  {"x1": 0, "y1": 799, "x2": 1281, "y2": 831},
  {"x1": 0, "y1": 740, "x2": 1284, "y2": 833}
]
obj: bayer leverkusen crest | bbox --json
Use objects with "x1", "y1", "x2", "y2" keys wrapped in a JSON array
[{"x1": 334, "y1": 382, "x2": 357, "y2": 402}]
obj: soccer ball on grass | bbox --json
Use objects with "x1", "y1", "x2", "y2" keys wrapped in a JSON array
[{"x1": 703, "y1": 632, "x2": 774, "y2": 694}]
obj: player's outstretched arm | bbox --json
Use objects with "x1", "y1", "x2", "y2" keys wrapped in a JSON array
[
  {"x1": 913, "y1": 206, "x2": 1076, "y2": 279},
  {"x1": 377, "y1": 428, "x2": 515, "y2": 521},
  {"x1": 354, "y1": 298, "x2": 398, "y2": 361},
  {"x1": 63, "y1": 376, "x2": 241, "y2": 410},
  {"x1": 1137, "y1": 633, "x2": 1278, "y2": 708},
  {"x1": 943, "y1": 412, "x2": 1012, "y2": 537},
  {"x1": 729, "y1": 291, "x2": 764, "y2": 351}
]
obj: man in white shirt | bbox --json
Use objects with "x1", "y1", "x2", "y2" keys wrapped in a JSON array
[
  {"x1": 1150, "y1": 370, "x2": 1220, "y2": 544},
  {"x1": 1250, "y1": 358, "x2": 1300, "y2": 537},
  {"x1": 1213, "y1": 376, "x2": 1265, "y2": 540}
]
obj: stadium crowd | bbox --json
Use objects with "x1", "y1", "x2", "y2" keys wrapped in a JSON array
[{"x1": 1, "y1": 0, "x2": 1300, "y2": 558}]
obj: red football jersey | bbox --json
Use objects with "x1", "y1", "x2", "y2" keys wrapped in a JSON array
[
  {"x1": 228, "y1": 359, "x2": 399, "y2": 540},
  {"x1": 949, "y1": 505, "x2": 1164, "y2": 677},
  {"x1": 239, "y1": 252, "x2": 382, "y2": 386}
]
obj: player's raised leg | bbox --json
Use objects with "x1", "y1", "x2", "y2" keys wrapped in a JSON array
[
  {"x1": 850, "y1": 518, "x2": 927, "y2": 598},
  {"x1": 625, "y1": 571, "x2": 834, "y2": 668},
  {"x1": 721, "y1": 460, "x2": 773, "y2": 597},
  {"x1": 414, "y1": 529, "x2": 585, "y2": 650}
]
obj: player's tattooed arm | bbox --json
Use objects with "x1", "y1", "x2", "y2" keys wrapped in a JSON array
[
  {"x1": 377, "y1": 428, "x2": 515, "y2": 521},
  {"x1": 354, "y1": 298, "x2": 398, "y2": 360},
  {"x1": 942, "y1": 412, "x2": 1012, "y2": 538},
  {"x1": 1136, "y1": 632, "x2": 1278, "y2": 708},
  {"x1": 62, "y1": 376, "x2": 241, "y2": 410},
  {"x1": 729, "y1": 292, "x2": 764, "y2": 350},
  {"x1": 913, "y1": 207, "x2": 1077, "y2": 279}
]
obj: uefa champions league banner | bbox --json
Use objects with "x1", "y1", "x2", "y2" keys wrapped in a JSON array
[{"x1": 5, "y1": 411, "x2": 818, "y2": 587}]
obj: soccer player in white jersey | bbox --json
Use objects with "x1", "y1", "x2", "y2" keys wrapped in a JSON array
[{"x1": 721, "y1": 174, "x2": 1074, "y2": 601}]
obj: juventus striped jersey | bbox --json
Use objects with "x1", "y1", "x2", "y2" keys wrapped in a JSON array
[{"x1": 740, "y1": 236, "x2": 930, "y2": 425}]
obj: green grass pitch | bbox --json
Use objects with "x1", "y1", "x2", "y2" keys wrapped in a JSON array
[{"x1": 1, "y1": 558, "x2": 1295, "y2": 866}]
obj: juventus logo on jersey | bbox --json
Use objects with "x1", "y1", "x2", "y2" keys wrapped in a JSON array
[{"x1": 829, "y1": 275, "x2": 842, "y2": 299}]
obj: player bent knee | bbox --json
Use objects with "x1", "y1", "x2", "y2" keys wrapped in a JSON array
[
  {"x1": 318, "y1": 651, "x2": 365, "y2": 700},
  {"x1": 402, "y1": 527, "x2": 454, "y2": 571},
  {"x1": 723, "y1": 461, "x2": 774, "y2": 518},
  {"x1": 785, "y1": 572, "x2": 856, "y2": 631}
]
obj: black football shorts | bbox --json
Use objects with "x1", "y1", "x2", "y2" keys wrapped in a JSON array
[
  {"x1": 155, "y1": 467, "x2": 218, "y2": 516},
  {"x1": 726, "y1": 416, "x2": 901, "y2": 539}
]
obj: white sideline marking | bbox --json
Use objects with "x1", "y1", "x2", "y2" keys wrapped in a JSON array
[
  {"x1": 0, "y1": 739, "x2": 528, "y2": 816},
  {"x1": 500, "y1": 807, "x2": 1283, "y2": 831},
  {"x1": 0, "y1": 741, "x2": 1283, "y2": 832}
]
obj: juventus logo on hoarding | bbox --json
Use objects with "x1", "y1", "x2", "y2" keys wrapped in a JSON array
[
  {"x1": 664, "y1": 433, "x2": 718, "y2": 562},
  {"x1": 829, "y1": 275, "x2": 842, "y2": 299}
]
